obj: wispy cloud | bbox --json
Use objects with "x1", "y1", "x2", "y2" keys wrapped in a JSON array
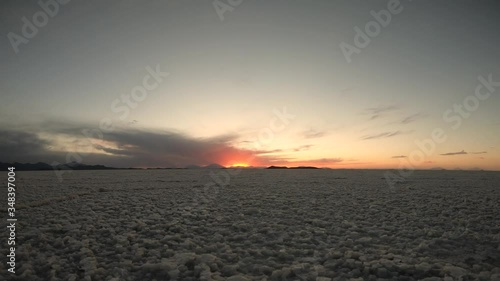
[
  {"x1": 441, "y1": 150, "x2": 467, "y2": 156},
  {"x1": 366, "y1": 105, "x2": 399, "y2": 114},
  {"x1": 312, "y1": 158, "x2": 343, "y2": 163},
  {"x1": 292, "y1": 158, "x2": 343, "y2": 165},
  {"x1": 361, "y1": 130, "x2": 410, "y2": 140},
  {"x1": 293, "y1": 144, "x2": 313, "y2": 152},
  {"x1": 363, "y1": 105, "x2": 399, "y2": 121},
  {"x1": 263, "y1": 157, "x2": 343, "y2": 167},
  {"x1": 391, "y1": 155, "x2": 407, "y2": 158},
  {"x1": 337, "y1": 88, "x2": 353, "y2": 99},
  {"x1": 254, "y1": 148, "x2": 283, "y2": 154},
  {"x1": 301, "y1": 129, "x2": 327, "y2": 139},
  {"x1": 440, "y1": 150, "x2": 487, "y2": 156},
  {"x1": 400, "y1": 112, "x2": 427, "y2": 124}
]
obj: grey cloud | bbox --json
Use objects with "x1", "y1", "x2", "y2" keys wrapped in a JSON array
[
  {"x1": 0, "y1": 122, "x2": 254, "y2": 168},
  {"x1": 0, "y1": 129, "x2": 51, "y2": 162},
  {"x1": 90, "y1": 129, "x2": 245, "y2": 166},
  {"x1": 391, "y1": 155, "x2": 407, "y2": 158}
]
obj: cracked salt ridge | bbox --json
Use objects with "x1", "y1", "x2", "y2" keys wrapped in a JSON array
[{"x1": 0, "y1": 170, "x2": 499, "y2": 280}]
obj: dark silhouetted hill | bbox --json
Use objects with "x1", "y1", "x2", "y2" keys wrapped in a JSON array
[
  {"x1": 204, "y1": 163, "x2": 225, "y2": 169},
  {"x1": 266, "y1": 166, "x2": 289, "y2": 169}
]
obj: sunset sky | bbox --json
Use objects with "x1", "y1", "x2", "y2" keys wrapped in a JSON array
[{"x1": 1, "y1": 0, "x2": 500, "y2": 170}]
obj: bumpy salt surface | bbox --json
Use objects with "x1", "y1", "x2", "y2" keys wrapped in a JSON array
[{"x1": 1, "y1": 169, "x2": 499, "y2": 280}]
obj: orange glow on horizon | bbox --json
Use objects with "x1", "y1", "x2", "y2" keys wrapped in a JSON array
[{"x1": 228, "y1": 162, "x2": 250, "y2": 167}]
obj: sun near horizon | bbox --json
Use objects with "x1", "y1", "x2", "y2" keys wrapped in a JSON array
[{"x1": 228, "y1": 163, "x2": 251, "y2": 168}]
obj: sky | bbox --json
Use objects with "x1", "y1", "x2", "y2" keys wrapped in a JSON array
[{"x1": 1, "y1": 0, "x2": 500, "y2": 170}]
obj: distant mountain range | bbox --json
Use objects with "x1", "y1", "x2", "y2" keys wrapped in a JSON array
[
  {"x1": 4, "y1": 162, "x2": 482, "y2": 171},
  {"x1": 184, "y1": 163, "x2": 226, "y2": 169},
  {"x1": 0, "y1": 161, "x2": 119, "y2": 171},
  {"x1": 266, "y1": 166, "x2": 320, "y2": 169},
  {"x1": 0, "y1": 161, "x2": 230, "y2": 171}
]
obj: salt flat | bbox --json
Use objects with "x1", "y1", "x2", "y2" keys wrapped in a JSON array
[{"x1": 1, "y1": 169, "x2": 499, "y2": 281}]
